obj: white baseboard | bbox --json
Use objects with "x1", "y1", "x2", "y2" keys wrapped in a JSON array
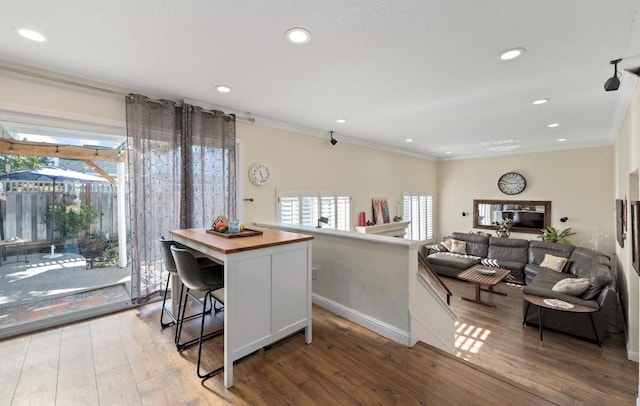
[
  {"x1": 312, "y1": 293, "x2": 410, "y2": 346},
  {"x1": 627, "y1": 347, "x2": 639, "y2": 363}
]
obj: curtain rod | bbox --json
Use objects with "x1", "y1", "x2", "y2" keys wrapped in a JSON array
[
  {"x1": 140, "y1": 97, "x2": 254, "y2": 123},
  {"x1": 1, "y1": 64, "x2": 255, "y2": 124}
]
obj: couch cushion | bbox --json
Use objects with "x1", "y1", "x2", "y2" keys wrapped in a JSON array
[
  {"x1": 524, "y1": 264, "x2": 542, "y2": 282},
  {"x1": 488, "y1": 237, "x2": 529, "y2": 262},
  {"x1": 528, "y1": 241, "x2": 574, "y2": 265},
  {"x1": 552, "y1": 277, "x2": 590, "y2": 296},
  {"x1": 568, "y1": 247, "x2": 610, "y2": 279},
  {"x1": 450, "y1": 232, "x2": 489, "y2": 257},
  {"x1": 581, "y1": 264, "x2": 612, "y2": 300},
  {"x1": 539, "y1": 253, "x2": 568, "y2": 272},
  {"x1": 427, "y1": 252, "x2": 481, "y2": 270}
]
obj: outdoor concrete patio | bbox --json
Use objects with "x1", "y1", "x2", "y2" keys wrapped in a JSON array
[{"x1": 0, "y1": 251, "x2": 130, "y2": 313}]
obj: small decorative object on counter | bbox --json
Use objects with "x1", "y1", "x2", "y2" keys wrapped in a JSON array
[
  {"x1": 228, "y1": 221, "x2": 240, "y2": 234},
  {"x1": 212, "y1": 215, "x2": 229, "y2": 233}
]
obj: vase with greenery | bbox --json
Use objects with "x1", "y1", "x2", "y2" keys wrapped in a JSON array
[
  {"x1": 538, "y1": 226, "x2": 576, "y2": 244},
  {"x1": 495, "y1": 218, "x2": 513, "y2": 238}
]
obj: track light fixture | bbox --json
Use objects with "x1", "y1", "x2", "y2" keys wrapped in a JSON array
[
  {"x1": 604, "y1": 59, "x2": 622, "y2": 91},
  {"x1": 330, "y1": 131, "x2": 338, "y2": 146}
]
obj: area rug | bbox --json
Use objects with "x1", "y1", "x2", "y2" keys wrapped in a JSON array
[{"x1": 0, "y1": 283, "x2": 129, "y2": 327}]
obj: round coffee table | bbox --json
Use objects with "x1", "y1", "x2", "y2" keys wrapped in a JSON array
[{"x1": 522, "y1": 294, "x2": 600, "y2": 347}]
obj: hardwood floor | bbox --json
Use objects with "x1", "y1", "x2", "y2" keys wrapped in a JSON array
[
  {"x1": 0, "y1": 278, "x2": 637, "y2": 405},
  {"x1": 445, "y1": 276, "x2": 638, "y2": 405}
]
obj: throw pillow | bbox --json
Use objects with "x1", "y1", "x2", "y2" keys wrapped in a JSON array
[
  {"x1": 441, "y1": 240, "x2": 453, "y2": 251},
  {"x1": 430, "y1": 241, "x2": 450, "y2": 252},
  {"x1": 539, "y1": 253, "x2": 568, "y2": 272},
  {"x1": 481, "y1": 258, "x2": 500, "y2": 267},
  {"x1": 449, "y1": 239, "x2": 467, "y2": 255},
  {"x1": 552, "y1": 277, "x2": 590, "y2": 296}
]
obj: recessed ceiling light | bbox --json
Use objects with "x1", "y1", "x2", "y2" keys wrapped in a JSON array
[
  {"x1": 532, "y1": 98, "x2": 549, "y2": 105},
  {"x1": 286, "y1": 28, "x2": 311, "y2": 44},
  {"x1": 445, "y1": 151, "x2": 452, "y2": 154},
  {"x1": 405, "y1": 138, "x2": 413, "y2": 143},
  {"x1": 499, "y1": 47, "x2": 526, "y2": 61},
  {"x1": 547, "y1": 123, "x2": 560, "y2": 128},
  {"x1": 16, "y1": 28, "x2": 46, "y2": 42},
  {"x1": 216, "y1": 85, "x2": 231, "y2": 93},
  {"x1": 557, "y1": 138, "x2": 568, "y2": 142},
  {"x1": 336, "y1": 119, "x2": 347, "y2": 124}
]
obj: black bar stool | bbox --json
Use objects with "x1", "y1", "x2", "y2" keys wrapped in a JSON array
[
  {"x1": 158, "y1": 237, "x2": 221, "y2": 346},
  {"x1": 171, "y1": 245, "x2": 225, "y2": 379}
]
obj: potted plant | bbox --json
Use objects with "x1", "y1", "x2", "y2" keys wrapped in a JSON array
[
  {"x1": 43, "y1": 201, "x2": 98, "y2": 252},
  {"x1": 538, "y1": 226, "x2": 576, "y2": 244}
]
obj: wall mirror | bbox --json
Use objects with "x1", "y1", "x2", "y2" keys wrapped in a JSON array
[{"x1": 473, "y1": 199, "x2": 551, "y2": 234}]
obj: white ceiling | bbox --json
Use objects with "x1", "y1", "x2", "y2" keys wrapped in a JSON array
[{"x1": 1, "y1": 0, "x2": 640, "y2": 159}]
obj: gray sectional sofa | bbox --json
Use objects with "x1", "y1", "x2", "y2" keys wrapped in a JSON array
[{"x1": 425, "y1": 232, "x2": 617, "y2": 343}]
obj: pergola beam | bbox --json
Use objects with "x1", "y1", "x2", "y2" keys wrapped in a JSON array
[
  {"x1": 0, "y1": 138, "x2": 125, "y2": 162},
  {"x1": 82, "y1": 160, "x2": 116, "y2": 185}
]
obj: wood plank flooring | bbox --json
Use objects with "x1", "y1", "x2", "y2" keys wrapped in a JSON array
[{"x1": 0, "y1": 277, "x2": 637, "y2": 405}]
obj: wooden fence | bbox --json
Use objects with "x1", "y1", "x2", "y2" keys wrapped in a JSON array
[{"x1": 1, "y1": 180, "x2": 119, "y2": 245}]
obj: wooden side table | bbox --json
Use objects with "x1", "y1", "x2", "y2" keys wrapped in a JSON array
[
  {"x1": 457, "y1": 264, "x2": 511, "y2": 307},
  {"x1": 522, "y1": 294, "x2": 600, "y2": 347}
]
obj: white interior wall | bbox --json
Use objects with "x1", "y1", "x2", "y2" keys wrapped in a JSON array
[
  {"x1": 614, "y1": 79, "x2": 640, "y2": 373},
  {"x1": 437, "y1": 147, "x2": 615, "y2": 255}
]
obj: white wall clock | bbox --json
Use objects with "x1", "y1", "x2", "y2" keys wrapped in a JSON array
[
  {"x1": 248, "y1": 162, "x2": 271, "y2": 186},
  {"x1": 498, "y1": 172, "x2": 526, "y2": 195}
]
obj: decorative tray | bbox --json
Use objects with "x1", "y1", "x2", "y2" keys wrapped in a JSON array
[
  {"x1": 206, "y1": 228, "x2": 263, "y2": 238},
  {"x1": 477, "y1": 268, "x2": 497, "y2": 276}
]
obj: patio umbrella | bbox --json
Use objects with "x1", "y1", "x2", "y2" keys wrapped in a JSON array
[{"x1": 0, "y1": 166, "x2": 108, "y2": 258}]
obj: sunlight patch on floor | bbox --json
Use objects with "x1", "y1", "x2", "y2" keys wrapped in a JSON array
[
  {"x1": 30, "y1": 288, "x2": 88, "y2": 297},
  {"x1": 454, "y1": 321, "x2": 491, "y2": 359},
  {"x1": 6, "y1": 258, "x2": 86, "y2": 281},
  {"x1": 7, "y1": 263, "x2": 64, "y2": 281}
]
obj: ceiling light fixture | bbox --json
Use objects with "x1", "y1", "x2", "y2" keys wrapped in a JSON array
[
  {"x1": 216, "y1": 85, "x2": 231, "y2": 93},
  {"x1": 532, "y1": 98, "x2": 549, "y2": 105},
  {"x1": 16, "y1": 28, "x2": 46, "y2": 42},
  {"x1": 330, "y1": 130, "x2": 338, "y2": 146},
  {"x1": 336, "y1": 119, "x2": 346, "y2": 124},
  {"x1": 405, "y1": 138, "x2": 413, "y2": 143},
  {"x1": 445, "y1": 151, "x2": 452, "y2": 155},
  {"x1": 548, "y1": 123, "x2": 560, "y2": 128},
  {"x1": 604, "y1": 59, "x2": 622, "y2": 91},
  {"x1": 286, "y1": 28, "x2": 311, "y2": 44},
  {"x1": 499, "y1": 47, "x2": 526, "y2": 61},
  {"x1": 557, "y1": 138, "x2": 568, "y2": 142}
]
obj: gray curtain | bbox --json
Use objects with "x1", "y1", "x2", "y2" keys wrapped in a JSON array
[
  {"x1": 181, "y1": 103, "x2": 236, "y2": 228},
  {"x1": 126, "y1": 95, "x2": 236, "y2": 303}
]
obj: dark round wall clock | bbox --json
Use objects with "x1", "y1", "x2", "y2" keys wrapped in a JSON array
[{"x1": 498, "y1": 172, "x2": 526, "y2": 195}]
